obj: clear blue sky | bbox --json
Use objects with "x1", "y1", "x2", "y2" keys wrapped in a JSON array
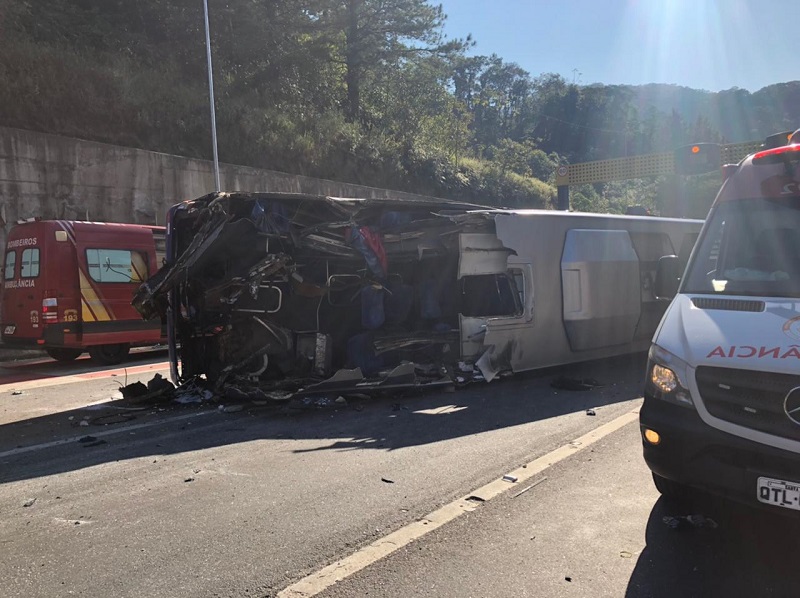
[{"x1": 436, "y1": 0, "x2": 799, "y2": 92}]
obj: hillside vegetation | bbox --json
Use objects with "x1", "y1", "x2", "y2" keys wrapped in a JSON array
[{"x1": 2, "y1": 0, "x2": 799, "y2": 214}]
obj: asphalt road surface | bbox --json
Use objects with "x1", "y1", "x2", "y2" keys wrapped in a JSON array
[{"x1": 1, "y1": 353, "x2": 798, "y2": 597}]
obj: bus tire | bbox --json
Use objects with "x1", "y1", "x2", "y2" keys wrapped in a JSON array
[
  {"x1": 46, "y1": 348, "x2": 83, "y2": 362},
  {"x1": 88, "y1": 343, "x2": 131, "y2": 365}
]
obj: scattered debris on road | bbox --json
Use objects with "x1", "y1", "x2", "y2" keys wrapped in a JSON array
[
  {"x1": 120, "y1": 381, "x2": 149, "y2": 399},
  {"x1": 147, "y1": 373, "x2": 175, "y2": 394},
  {"x1": 173, "y1": 379, "x2": 214, "y2": 405},
  {"x1": 585, "y1": 408, "x2": 596, "y2": 416},
  {"x1": 23, "y1": 498, "x2": 36, "y2": 508},
  {"x1": 11, "y1": 390, "x2": 23, "y2": 395},
  {"x1": 502, "y1": 474, "x2": 518, "y2": 483},
  {"x1": 381, "y1": 477, "x2": 394, "y2": 484},
  {"x1": 78, "y1": 435, "x2": 108, "y2": 447},
  {"x1": 184, "y1": 477, "x2": 195, "y2": 483},
  {"x1": 118, "y1": 375, "x2": 179, "y2": 405},
  {"x1": 662, "y1": 514, "x2": 718, "y2": 530}
]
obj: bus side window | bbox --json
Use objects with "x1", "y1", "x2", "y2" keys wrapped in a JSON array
[
  {"x1": 4, "y1": 251, "x2": 16, "y2": 280},
  {"x1": 509, "y1": 268, "x2": 525, "y2": 309},
  {"x1": 460, "y1": 274, "x2": 522, "y2": 317}
]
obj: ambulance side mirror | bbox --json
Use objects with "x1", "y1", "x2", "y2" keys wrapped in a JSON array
[{"x1": 654, "y1": 255, "x2": 681, "y2": 300}]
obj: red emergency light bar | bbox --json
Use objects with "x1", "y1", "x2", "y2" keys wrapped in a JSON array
[{"x1": 752, "y1": 144, "x2": 800, "y2": 163}]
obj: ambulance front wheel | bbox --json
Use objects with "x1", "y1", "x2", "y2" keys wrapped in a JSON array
[
  {"x1": 46, "y1": 348, "x2": 83, "y2": 362},
  {"x1": 88, "y1": 343, "x2": 131, "y2": 365}
]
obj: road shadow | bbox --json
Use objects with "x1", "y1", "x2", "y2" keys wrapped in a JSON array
[
  {"x1": 626, "y1": 493, "x2": 800, "y2": 597},
  {"x1": 0, "y1": 353, "x2": 647, "y2": 484}
]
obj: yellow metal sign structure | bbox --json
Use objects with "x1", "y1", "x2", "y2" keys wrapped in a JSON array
[{"x1": 555, "y1": 140, "x2": 765, "y2": 187}]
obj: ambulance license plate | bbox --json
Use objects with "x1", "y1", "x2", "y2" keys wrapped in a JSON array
[
  {"x1": 3, "y1": 325, "x2": 14, "y2": 335},
  {"x1": 757, "y1": 477, "x2": 800, "y2": 511}
]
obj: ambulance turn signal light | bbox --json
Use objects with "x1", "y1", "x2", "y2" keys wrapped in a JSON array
[{"x1": 643, "y1": 429, "x2": 661, "y2": 445}]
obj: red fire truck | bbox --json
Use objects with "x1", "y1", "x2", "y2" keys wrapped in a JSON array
[{"x1": 1, "y1": 219, "x2": 165, "y2": 364}]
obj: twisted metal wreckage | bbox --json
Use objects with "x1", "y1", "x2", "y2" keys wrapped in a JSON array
[{"x1": 133, "y1": 192, "x2": 702, "y2": 402}]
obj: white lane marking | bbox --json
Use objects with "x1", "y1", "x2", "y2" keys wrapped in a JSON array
[
  {"x1": 278, "y1": 407, "x2": 641, "y2": 598},
  {"x1": 0, "y1": 410, "x2": 216, "y2": 459}
]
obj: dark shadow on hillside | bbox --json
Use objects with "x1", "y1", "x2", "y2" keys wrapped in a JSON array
[
  {"x1": 0, "y1": 353, "x2": 647, "y2": 485},
  {"x1": 626, "y1": 493, "x2": 800, "y2": 597}
]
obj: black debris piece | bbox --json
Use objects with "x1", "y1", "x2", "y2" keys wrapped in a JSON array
[
  {"x1": 81, "y1": 439, "x2": 108, "y2": 448},
  {"x1": 147, "y1": 373, "x2": 175, "y2": 394},
  {"x1": 381, "y1": 478, "x2": 395, "y2": 484},
  {"x1": 465, "y1": 495, "x2": 486, "y2": 503},
  {"x1": 23, "y1": 498, "x2": 36, "y2": 508},
  {"x1": 585, "y1": 409, "x2": 596, "y2": 416},
  {"x1": 120, "y1": 381, "x2": 149, "y2": 399}
]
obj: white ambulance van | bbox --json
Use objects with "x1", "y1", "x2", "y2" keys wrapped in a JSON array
[{"x1": 641, "y1": 131, "x2": 800, "y2": 515}]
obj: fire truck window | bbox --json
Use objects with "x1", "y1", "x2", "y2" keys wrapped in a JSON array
[
  {"x1": 4, "y1": 251, "x2": 15, "y2": 280},
  {"x1": 86, "y1": 249, "x2": 149, "y2": 283},
  {"x1": 20, "y1": 248, "x2": 39, "y2": 278}
]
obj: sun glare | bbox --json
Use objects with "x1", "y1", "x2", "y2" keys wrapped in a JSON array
[{"x1": 613, "y1": 0, "x2": 754, "y2": 92}]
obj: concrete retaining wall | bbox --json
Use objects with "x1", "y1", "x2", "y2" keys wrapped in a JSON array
[{"x1": 0, "y1": 126, "x2": 441, "y2": 240}]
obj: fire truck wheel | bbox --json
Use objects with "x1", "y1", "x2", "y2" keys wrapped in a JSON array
[
  {"x1": 88, "y1": 343, "x2": 131, "y2": 365},
  {"x1": 46, "y1": 348, "x2": 83, "y2": 362}
]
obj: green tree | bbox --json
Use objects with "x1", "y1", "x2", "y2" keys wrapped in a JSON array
[
  {"x1": 312, "y1": 0, "x2": 469, "y2": 122},
  {"x1": 490, "y1": 138, "x2": 535, "y2": 176}
]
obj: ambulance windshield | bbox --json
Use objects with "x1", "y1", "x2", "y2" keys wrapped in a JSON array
[{"x1": 683, "y1": 197, "x2": 800, "y2": 298}]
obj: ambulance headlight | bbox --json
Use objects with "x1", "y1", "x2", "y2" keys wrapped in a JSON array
[
  {"x1": 651, "y1": 364, "x2": 678, "y2": 393},
  {"x1": 646, "y1": 344, "x2": 694, "y2": 408}
]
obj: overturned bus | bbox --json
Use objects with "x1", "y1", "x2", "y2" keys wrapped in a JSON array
[{"x1": 133, "y1": 192, "x2": 702, "y2": 399}]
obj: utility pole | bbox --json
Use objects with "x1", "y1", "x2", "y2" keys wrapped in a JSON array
[{"x1": 203, "y1": 0, "x2": 221, "y2": 192}]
